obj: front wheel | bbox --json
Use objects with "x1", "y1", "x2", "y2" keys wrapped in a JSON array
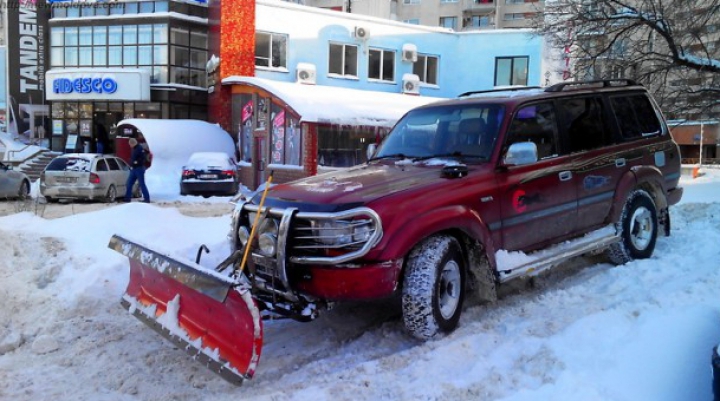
[
  {"x1": 607, "y1": 190, "x2": 658, "y2": 265},
  {"x1": 105, "y1": 185, "x2": 117, "y2": 203},
  {"x1": 18, "y1": 180, "x2": 30, "y2": 199},
  {"x1": 402, "y1": 235, "x2": 466, "y2": 340}
]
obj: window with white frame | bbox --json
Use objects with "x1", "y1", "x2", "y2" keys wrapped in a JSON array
[
  {"x1": 403, "y1": 0, "x2": 420, "y2": 4},
  {"x1": 403, "y1": 18, "x2": 420, "y2": 24},
  {"x1": 494, "y1": 56, "x2": 528, "y2": 86},
  {"x1": 329, "y1": 43, "x2": 358, "y2": 77},
  {"x1": 368, "y1": 48, "x2": 395, "y2": 82},
  {"x1": 255, "y1": 31, "x2": 287, "y2": 69},
  {"x1": 440, "y1": 16, "x2": 458, "y2": 30},
  {"x1": 413, "y1": 54, "x2": 439, "y2": 85}
]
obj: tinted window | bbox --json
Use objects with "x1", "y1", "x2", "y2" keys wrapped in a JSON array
[
  {"x1": 610, "y1": 94, "x2": 662, "y2": 140},
  {"x1": 559, "y1": 96, "x2": 613, "y2": 153},
  {"x1": 506, "y1": 102, "x2": 558, "y2": 160},
  {"x1": 95, "y1": 159, "x2": 109, "y2": 171},
  {"x1": 106, "y1": 158, "x2": 120, "y2": 171},
  {"x1": 117, "y1": 158, "x2": 130, "y2": 171}
]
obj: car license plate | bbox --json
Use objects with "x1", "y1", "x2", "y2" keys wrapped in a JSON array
[
  {"x1": 57, "y1": 177, "x2": 76, "y2": 183},
  {"x1": 199, "y1": 174, "x2": 218, "y2": 179}
]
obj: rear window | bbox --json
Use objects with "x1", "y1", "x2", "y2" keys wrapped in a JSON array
[
  {"x1": 45, "y1": 157, "x2": 92, "y2": 172},
  {"x1": 609, "y1": 94, "x2": 662, "y2": 140}
]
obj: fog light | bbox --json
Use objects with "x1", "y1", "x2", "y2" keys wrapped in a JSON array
[{"x1": 258, "y1": 233, "x2": 277, "y2": 256}]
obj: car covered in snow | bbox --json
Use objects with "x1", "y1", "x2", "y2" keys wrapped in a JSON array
[
  {"x1": 40, "y1": 153, "x2": 132, "y2": 203},
  {"x1": 0, "y1": 161, "x2": 31, "y2": 200},
  {"x1": 180, "y1": 152, "x2": 239, "y2": 197},
  {"x1": 231, "y1": 79, "x2": 684, "y2": 340}
]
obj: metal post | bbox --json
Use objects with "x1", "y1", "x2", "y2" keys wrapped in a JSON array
[{"x1": 699, "y1": 122, "x2": 704, "y2": 166}]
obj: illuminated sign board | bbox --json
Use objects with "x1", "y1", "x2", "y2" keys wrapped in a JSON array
[
  {"x1": 52, "y1": 77, "x2": 118, "y2": 94},
  {"x1": 46, "y1": 68, "x2": 150, "y2": 101}
]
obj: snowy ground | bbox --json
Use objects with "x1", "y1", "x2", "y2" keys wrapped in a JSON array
[{"x1": 0, "y1": 169, "x2": 719, "y2": 401}]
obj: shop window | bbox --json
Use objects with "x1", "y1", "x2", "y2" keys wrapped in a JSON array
[
  {"x1": 51, "y1": 48, "x2": 64, "y2": 67},
  {"x1": 138, "y1": 25, "x2": 153, "y2": 44},
  {"x1": 51, "y1": 27, "x2": 64, "y2": 47},
  {"x1": 124, "y1": 26, "x2": 138, "y2": 45},
  {"x1": 154, "y1": 46, "x2": 168, "y2": 64},
  {"x1": 284, "y1": 117, "x2": 302, "y2": 165},
  {"x1": 255, "y1": 32, "x2": 287, "y2": 69},
  {"x1": 495, "y1": 56, "x2": 528, "y2": 86},
  {"x1": 138, "y1": 46, "x2": 153, "y2": 65},
  {"x1": 368, "y1": 48, "x2": 395, "y2": 82},
  {"x1": 64, "y1": 47, "x2": 78, "y2": 66},
  {"x1": 234, "y1": 94, "x2": 254, "y2": 163},
  {"x1": 413, "y1": 54, "x2": 439, "y2": 85},
  {"x1": 171, "y1": 28, "x2": 189, "y2": 46},
  {"x1": 124, "y1": 104, "x2": 134, "y2": 120},
  {"x1": 328, "y1": 43, "x2": 358, "y2": 77},
  {"x1": 171, "y1": 67, "x2": 190, "y2": 85},
  {"x1": 65, "y1": 27, "x2": 78, "y2": 46},
  {"x1": 79, "y1": 47, "x2": 92, "y2": 66},
  {"x1": 65, "y1": 103, "x2": 79, "y2": 119},
  {"x1": 108, "y1": 47, "x2": 122, "y2": 66},
  {"x1": 270, "y1": 104, "x2": 286, "y2": 165},
  {"x1": 190, "y1": 31, "x2": 207, "y2": 49},
  {"x1": 124, "y1": 46, "x2": 138, "y2": 65},
  {"x1": 79, "y1": 27, "x2": 92, "y2": 46},
  {"x1": 152, "y1": 66, "x2": 168, "y2": 84},
  {"x1": 318, "y1": 126, "x2": 376, "y2": 168},
  {"x1": 52, "y1": 103, "x2": 64, "y2": 119},
  {"x1": 93, "y1": 47, "x2": 106, "y2": 66},
  {"x1": 108, "y1": 26, "x2": 122, "y2": 45}
]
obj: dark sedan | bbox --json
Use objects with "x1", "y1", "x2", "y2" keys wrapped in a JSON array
[{"x1": 180, "y1": 152, "x2": 239, "y2": 198}]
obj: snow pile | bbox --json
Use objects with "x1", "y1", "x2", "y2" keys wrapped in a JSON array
[{"x1": 0, "y1": 170, "x2": 719, "y2": 400}]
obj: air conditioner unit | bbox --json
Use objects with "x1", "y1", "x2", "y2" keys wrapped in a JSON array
[
  {"x1": 402, "y1": 43, "x2": 418, "y2": 63},
  {"x1": 296, "y1": 63, "x2": 317, "y2": 85},
  {"x1": 354, "y1": 26, "x2": 370, "y2": 40},
  {"x1": 402, "y1": 73, "x2": 420, "y2": 95}
]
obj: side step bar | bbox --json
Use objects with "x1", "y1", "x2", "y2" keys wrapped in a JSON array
[{"x1": 497, "y1": 228, "x2": 620, "y2": 283}]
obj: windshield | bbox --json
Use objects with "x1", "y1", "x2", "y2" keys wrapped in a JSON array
[{"x1": 373, "y1": 104, "x2": 505, "y2": 162}]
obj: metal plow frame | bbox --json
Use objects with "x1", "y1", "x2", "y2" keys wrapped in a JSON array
[{"x1": 109, "y1": 235, "x2": 263, "y2": 385}]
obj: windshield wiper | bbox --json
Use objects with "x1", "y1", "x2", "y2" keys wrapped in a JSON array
[
  {"x1": 411, "y1": 153, "x2": 487, "y2": 162},
  {"x1": 367, "y1": 153, "x2": 410, "y2": 162}
]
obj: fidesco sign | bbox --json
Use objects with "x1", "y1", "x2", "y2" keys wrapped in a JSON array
[
  {"x1": 53, "y1": 77, "x2": 118, "y2": 94},
  {"x1": 45, "y1": 68, "x2": 151, "y2": 101}
]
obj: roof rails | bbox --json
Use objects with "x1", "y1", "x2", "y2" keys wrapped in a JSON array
[
  {"x1": 544, "y1": 79, "x2": 641, "y2": 93},
  {"x1": 458, "y1": 86, "x2": 542, "y2": 98}
]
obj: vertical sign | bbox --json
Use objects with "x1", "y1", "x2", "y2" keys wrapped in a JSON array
[{"x1": 6, "y1": 0, "x2": 50, "y2": 143}]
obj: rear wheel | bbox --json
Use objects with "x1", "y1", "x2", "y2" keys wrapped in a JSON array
[
  {"x1": 44, "y1": 196, "x2": 58, "y2": 203},
  {"x1": 402, "y1": 235, "x2": 466, "y2": 340},
  {"x1": 608, "y1": 190, "x2": 658, "y2": 265},
  {"x1": 105, "y1": 185, "x2": 117, "y2": 203},
  {"x1": 18, "y1": 180, "x2": 30, "y2": 199}
]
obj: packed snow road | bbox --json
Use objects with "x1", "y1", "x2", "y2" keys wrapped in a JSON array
[{"x1": 0, "y1": 174, "x2": 719, "y2": 401}]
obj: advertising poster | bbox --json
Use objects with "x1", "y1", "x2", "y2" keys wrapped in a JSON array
[
  {"x1": 6, "y1": 0, "x2": 50, "y2": 143},
  {"x1": 52, "y1": 119, "x2": 63, "y2": 136},
  {"x1": 271, "y1": 110, "x2": 285, "y2": 163}
]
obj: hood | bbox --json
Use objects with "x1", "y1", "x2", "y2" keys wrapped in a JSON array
[{"x1": 255, "y1": 161, "x2": 478, "y2": 212}]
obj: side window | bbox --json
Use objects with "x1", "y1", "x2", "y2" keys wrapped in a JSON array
[
  {"x1": 558, "y1": 96, "x2": 613, "y2": 153},
  {"x1": 506, "y1": 102, "x2": 559, "y2": 160},
  {"x1": 610, "y1": 94, "x2": 662, "y2": 140},
  {"x1": 95, "y1": 159, "x2": 109, "y2": 171},
  {"x1": 117, "y1": 158, "x2": 130, "y2": 171},
  {"x1": 106, "y1": 158, "x2": 120, "y2": 171}
]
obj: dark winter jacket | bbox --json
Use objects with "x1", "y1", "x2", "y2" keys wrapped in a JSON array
[{"x1": 130, "y1": 144, "x2": 146, "y2": 169}]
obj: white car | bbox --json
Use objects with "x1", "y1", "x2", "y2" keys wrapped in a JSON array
[
  {"x1": 40, "y1": 153, "x2": 132, "y2": 203},
  {"x1": 180, "y1": 152, "x2": 239, "y2": 197},
  {"x1": 0, "y1": 161, "x2": 31, "y2": 200}
]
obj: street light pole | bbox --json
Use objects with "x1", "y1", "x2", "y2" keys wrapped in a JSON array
[{"x1": 700, "y1": 122, "x2": 704, "y2": 166}]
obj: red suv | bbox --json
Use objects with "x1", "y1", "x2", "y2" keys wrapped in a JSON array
[{"x1": 231, "y1": 79, "x2": 683, "y2": 340}]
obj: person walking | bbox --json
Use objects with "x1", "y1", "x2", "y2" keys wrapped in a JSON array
[{"x1": 123, "y1": 138, "x2": 150, "y2": 203}]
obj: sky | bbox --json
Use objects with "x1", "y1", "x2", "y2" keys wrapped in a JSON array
[{"x1": 1, "y1": 167, "x2": 719, "y2": 401}]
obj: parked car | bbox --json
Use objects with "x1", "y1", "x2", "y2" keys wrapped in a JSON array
[
  {"x1": 229, "y1": 79, "x2": 683, "y2": 340},
  {"x1": 0, "y1": 161, "x2": 31, "y2": 200},
  {"x1": 40, "y1": 153, "x2": 131, "y2": 203},
  {"x1": 180, "y1": 152, "x2": 239, "y2": 197}
]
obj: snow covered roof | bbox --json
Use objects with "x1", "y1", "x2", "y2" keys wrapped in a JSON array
[{"x1": 221, "y1": 76, "x2": 446, "y2": 128}]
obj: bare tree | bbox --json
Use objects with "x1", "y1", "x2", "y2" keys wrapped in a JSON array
[{"x1": 539, "y1": 0, "x2": 720, "y2": 120}]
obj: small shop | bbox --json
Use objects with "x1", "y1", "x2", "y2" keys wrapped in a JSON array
[
  {"x1": 45, "y1": 68, "x2": 153, "y2": 154},
  {"x1": 669, "y1": 120, "x2": 720, "y2": 164},
  {"x1": 221, "y1": 76, "x2": 445, "y2": 189}
]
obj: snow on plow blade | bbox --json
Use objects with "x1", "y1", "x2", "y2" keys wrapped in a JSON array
[{"x1": 108, "y1": 235, "x2": 262, "y2": 385}]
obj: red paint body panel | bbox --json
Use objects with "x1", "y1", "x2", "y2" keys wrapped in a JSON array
[{"x1": 294, "y1": 259, "x2": 403, "y2": 300}]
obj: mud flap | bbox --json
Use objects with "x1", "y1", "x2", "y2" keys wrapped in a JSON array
[{"x1": 109, "y1": 235, "x2": 262, "y2": 385}]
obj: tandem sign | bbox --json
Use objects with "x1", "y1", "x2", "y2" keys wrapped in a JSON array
[
  {"x1": 45, "y1": 68, "x2": 151, "y2": 101},
  {"x1": 53, "y1": 77, "x2": 118, "y2": 95}
]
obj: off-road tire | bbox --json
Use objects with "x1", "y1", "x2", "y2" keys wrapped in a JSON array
[
  {"x1": 105, "y1": 185, "x2": 117, "y2": 203},
  {"x1": 607, "y1": 189, "x2": 658, "y2": 265},
  {"x1": 402, "y1": 235, "x2": 466, "y2": 340}
]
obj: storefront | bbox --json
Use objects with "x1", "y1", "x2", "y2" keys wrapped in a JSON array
[{"x1": 222, "y1": 76, "x2": 444, "y2": 189}]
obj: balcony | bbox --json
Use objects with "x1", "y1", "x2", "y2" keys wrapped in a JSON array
[{"x1": 464, "y1": 0, "x2": 495, "y2": 12}]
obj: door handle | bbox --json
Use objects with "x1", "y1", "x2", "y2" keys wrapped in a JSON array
[
  {"x1": 615, "y1": 158, "x2": 626, "y2": 167},
  {"x1": 559, "y1": 171, "x2": 572, "y2": 181}
]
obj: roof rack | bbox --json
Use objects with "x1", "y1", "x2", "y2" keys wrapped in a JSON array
[
  {"x1": 458, "y1": 86, "x2": 542, "y2": 98},
  {"x1": 544, "y1": 79, "x2": 641, "y2": 93}
]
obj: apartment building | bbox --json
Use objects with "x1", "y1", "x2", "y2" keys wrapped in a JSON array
[{"x1": 298, "y1": 0, "x2": 545, "y2": 31}]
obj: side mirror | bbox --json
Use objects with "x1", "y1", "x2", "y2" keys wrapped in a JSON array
[
  {"x1": 503, "y1": 142, "x2": 538, "y2": 166},
  {"x1": 366, "y1": 143, "x2": 377, "y2": 160}
]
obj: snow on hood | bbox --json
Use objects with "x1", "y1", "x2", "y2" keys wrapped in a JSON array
[
  {"x1": 221, "y1": 76, "x2": 446, "y2": 127},
  {"x1": 116, "y1": 119, "x2": 236, "y2": 199}
]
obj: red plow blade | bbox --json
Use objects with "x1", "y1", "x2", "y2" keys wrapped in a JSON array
[{"x1": 109, "y1": 235, "x2": 262, "y2": 385}]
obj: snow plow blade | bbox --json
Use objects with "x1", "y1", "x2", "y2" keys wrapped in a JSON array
[{"x1": 109, "y1": 234, "x2": 262, "y2": 385}]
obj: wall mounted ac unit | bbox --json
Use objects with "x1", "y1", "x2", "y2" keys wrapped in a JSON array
[
  {"x1": 354, "y1": 26, "x2": 370, "y2": 40},
  {"x1": 402, "y1": 43, "x2": 418, "y2": 63},
  {"x1": 296, "y1": 63, "x2": 317, "y2": 85},
  {"x1": 402, "y1": 73, "x2": 420, "y2": 95}
]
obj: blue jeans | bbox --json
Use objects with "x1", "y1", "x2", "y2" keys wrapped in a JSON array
[{"x1": 125, "y1": 167, "x2": 150, "y2": 202}]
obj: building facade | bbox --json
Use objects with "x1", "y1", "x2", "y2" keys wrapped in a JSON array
[
  {"x1": 45, "y1": 0, "x2": 209, "y2": 153},
  {"x1": 297, "y1": 0, "x2": 545, "y2": 31}
]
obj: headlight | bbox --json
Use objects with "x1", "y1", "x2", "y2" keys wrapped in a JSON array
[
  {"x1": 314, "y1": 221, "x2": 353, "y2": 245},
  {"x1": 352, "y1": 223, "x2": 373, "y2": 243},
  {"x1": 237, "y1": 226, "x2": 250, "y2": 247},
  {"x1": 258, "y1": 233, "x2": 277, "y2": 256}
]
